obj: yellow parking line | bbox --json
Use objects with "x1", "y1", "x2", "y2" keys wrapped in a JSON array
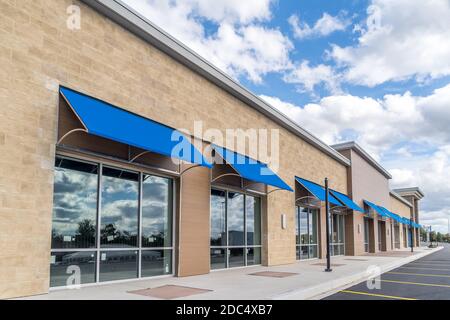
[
  {"x1": 381, "y1": 279, "x2": 450, "y2": 288},
  {"x1": 408, "y1": 264, "x2": 450, "y2": 268},
  {"x1": 340, "y1": 290, "x2": 417, "y2": 300},
  {"x1": 387, "y1": 271, "x2": 450, "y2": 278},
  {"x1": 399, "y1": 266, "x2": 450, "y2": 272},
  {"x1": 411, "y1": 262, "x2": 450, "y2": 266}
]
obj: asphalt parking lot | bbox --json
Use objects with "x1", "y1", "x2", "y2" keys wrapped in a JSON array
[{"x1": 324, "y1": 244, "x2": 450, "y2": 300}]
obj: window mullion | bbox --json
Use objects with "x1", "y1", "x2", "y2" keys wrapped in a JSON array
[
  {"x1": 96, "y1": 162, "x2": 103, "y2": 283},
  {"x1": 138, "y1": 172, "x2": 143, "y2": 278},
  {"x1": 244, "y1": 194, "x2": 247, "y2": 266},
  {"x1": 225, "y1": 190, "x2": 229, "y2": 269}
]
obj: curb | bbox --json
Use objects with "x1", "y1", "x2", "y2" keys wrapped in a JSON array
[{"x1": 271, "y1": 247, "x2": 443, "y2": 300}]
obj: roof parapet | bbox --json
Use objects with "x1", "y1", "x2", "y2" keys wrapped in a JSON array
[
  {"x1": 332, "y1": 141, "x2": 392, "y2": 179},
  {"x1": 389, "y1": 190, "x2": 413, "y2": 208},
  {"x1": 393, "y1": 187, "x2": 424, "y2": 200}
]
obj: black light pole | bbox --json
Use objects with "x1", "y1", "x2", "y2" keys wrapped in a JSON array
[
  {"x1": 429, "y1": 226, "x2": 433, "y2": 246},
  {"x1": 410, "y1": 217, "x2": 414, "y2": 253},
  {"x1": 324, "y1": 178, "x2": 332, "y2": 272}
]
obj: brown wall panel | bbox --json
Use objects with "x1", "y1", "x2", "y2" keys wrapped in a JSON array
[{"x1": 178, "y1": 164, "x2": 211, "y2": 276}]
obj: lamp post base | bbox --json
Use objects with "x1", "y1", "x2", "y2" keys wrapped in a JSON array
[{"x1": 325, "y1": 268, "x2": 333, "y2": 272}]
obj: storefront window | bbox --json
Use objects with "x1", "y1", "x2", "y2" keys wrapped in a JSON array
[
  {"x1": 295, "y1": 207, "x2": 319, "y2": 260},
  {"x1": 210, "y1": 189, "x2": 262, "y2": 269},
  {"x1": 50, "y1": 251, "x2": 96, "y2": 287},
  {"x1": 141, "y1": 175, "x2": 172, "y2": 248},
  {"x1": 211, "y1": 190, "x2": 226, "y2": 246},
  {"x1": 247, "y1": 247, "x2": 261, "y2": 266},
  {"x1": 246, "y1": 196, "x2": 261, "y2": 246},
  {"x1": 52, "y1": 158, "x2": 98, "y2": 249},
  {"x1": 99, "y1": 250, "x2": 138, "y2": 282},
  {"x1": 50, "y1": 156, "x2": 174, "y2": 288},
  {"x1": 141, "y1": 249, "x2": 172, "y2": 277},
  {"x1": 228, "y1": 192, "x2": 245, "y2": 246},
  {"x1": 100, "y1": 167, "x2": 139, "y2": 248}
]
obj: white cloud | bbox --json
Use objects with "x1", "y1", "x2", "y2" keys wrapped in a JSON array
[
  {"x1": 261, "y1": 82, "x2": 450, "y2": 232},
  {"x1": 190, "y1": 0, "x2": 273, "y2": 24},
  {"x1": 122, "y1": 0, "x2": 292, "y2": 83},
  {"x1": 389, "y1": 147, "x2": 450, "y2": 233},
  {"x1": 283, "y1": 61, "x2": 341, "y2": 96},
  {"x1": 330, "y1": 0, "x2": 450, "y2": 86},
  {"x1": 260, "y1": 90, "x2": 425, "y2": 159},
  {"x1": 289, "y1": 12, "x2": 349, "y2": 39}
]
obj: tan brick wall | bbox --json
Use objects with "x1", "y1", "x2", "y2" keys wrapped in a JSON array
[
  {"x1": 390, "y1": 195, "x2": 412, "y2": 219},
  {"x1": 0, "y1": 0, "x2": 347, "y2": 298},
  {"x1": 390, "y1": 195, "x2": 415, "y2": 248}
]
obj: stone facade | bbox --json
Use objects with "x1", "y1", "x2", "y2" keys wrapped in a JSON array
[{"x1": 390, "y1": 194, "x2": 414, "y2": 248}]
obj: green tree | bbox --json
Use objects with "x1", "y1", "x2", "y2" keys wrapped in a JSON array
[
  {"x1": 430, "y1": 231, "x2": 437, "y2": 242},
  {"x1": 77, "y1": 219, "x2": 96, "y2": 239}
]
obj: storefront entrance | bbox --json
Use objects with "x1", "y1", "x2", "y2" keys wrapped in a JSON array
[
  {"x1": 295, "y1": 207, "x2": 319, "y2": 260},
  {"x1": 377, "y1": 221, "x2": 386, "y2": 251},
  {"x1": 210, "y1": 189, "x2": 262, "y2": 270},
  {"x1": 394, "y1": 225, "x2": 400, "y2": 249},
  {"x1": 331, "y1": 214, "x2": 345, "y2": 256},
  {"x1": 363, "y1": 217, "x2": 370, "y2": 252}
]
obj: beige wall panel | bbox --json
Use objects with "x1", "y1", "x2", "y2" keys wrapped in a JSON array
[
  {"x1": 350, "y1": 151, "x2": 390, "y2": 208},
  {"x1": 350, "y1": 212, "x2": 366, "y2": 256},
  {"x1": 390, "y1": 195, "x2": 412, "y2": 219},
  {"x1": 344, "y1": 150, "x2": 391, "y2": 254}
]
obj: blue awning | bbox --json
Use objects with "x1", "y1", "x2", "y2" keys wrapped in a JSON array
[
  {"x1": 213, "y1": 145, "x2": 293, "y2": 191},
  {"x1": 399, "y1": 217, "x2": 411, "y2": 225},
  {"x1": 330, "y1": 190, "x2": 364, "y2": 213},
  {"x1": 60, "y1": 87, "x2": 212, "y2": 168},
  {"x1": 295, "y1": 177, "x2": 342, "y2": 206},
  {"x1": 378, "y1": 206, "x2": 399, "y2": 221},
  {"x1": 388, "y1": 212, "x2": 402, "y2": 223},
  {"x1": 364, "y1": 200, "x2": 389, "y2": 218}
]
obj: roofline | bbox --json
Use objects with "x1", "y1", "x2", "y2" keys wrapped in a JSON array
[
  {"x1": 331, "y1": 141, "x2": 392, "y2": 179},
  {"x1": 80, "y1": 0, "x2": 351, "y2": 167},
  {"x1": 389, "y1": 191, "x2": 413, "y2": 208},
  {"x1": 393, "y1": 187, "x2": 425, "y2": 200}
]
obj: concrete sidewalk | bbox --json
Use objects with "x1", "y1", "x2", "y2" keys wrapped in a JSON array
[{"x1": 18, "y1": 247, "x2": 442, "y2": 300}]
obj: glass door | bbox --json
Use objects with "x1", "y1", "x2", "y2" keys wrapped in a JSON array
[
  {"x1": 377, "y1": 221, "x2": 383, "y2": 251},
  {"x1": 363, "y1": 217, "x2": 369, "y2": 253},
  {"x1": 394, "y1": 225, "x2": 400, "y2": 249},
  {"x1": 331, "y1": 214, "x2": 345, "y2": 256},
  {"x1": 296, "y1": 207, "x2": 318, "y2": 260},
  {"x1": 210, "y1": 189, "x2": 262, "y2": 270}
]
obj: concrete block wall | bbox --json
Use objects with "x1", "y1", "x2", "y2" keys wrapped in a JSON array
[{"x1": 390, "y1": 195, "x2": 414, "y2": 249}]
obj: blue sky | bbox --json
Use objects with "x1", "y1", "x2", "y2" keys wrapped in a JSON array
[{"x1": 122, "y1": 0, "x2": 450, "y2": 233}]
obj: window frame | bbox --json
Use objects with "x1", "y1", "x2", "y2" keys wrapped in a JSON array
[
  {"x1": 50, "y1": 154, "x2": 176, "y2": 288},
  {"x1": 210, "y1": 187, "x2": 263, "y2": 270},
  {"x1": 295, "y1": 206, "x2": 319, "y2": 260}
]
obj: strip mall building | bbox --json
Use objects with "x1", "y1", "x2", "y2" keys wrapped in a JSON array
[{"x1": 0, "y1": 0, "x2": 425, "y2": 299}]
